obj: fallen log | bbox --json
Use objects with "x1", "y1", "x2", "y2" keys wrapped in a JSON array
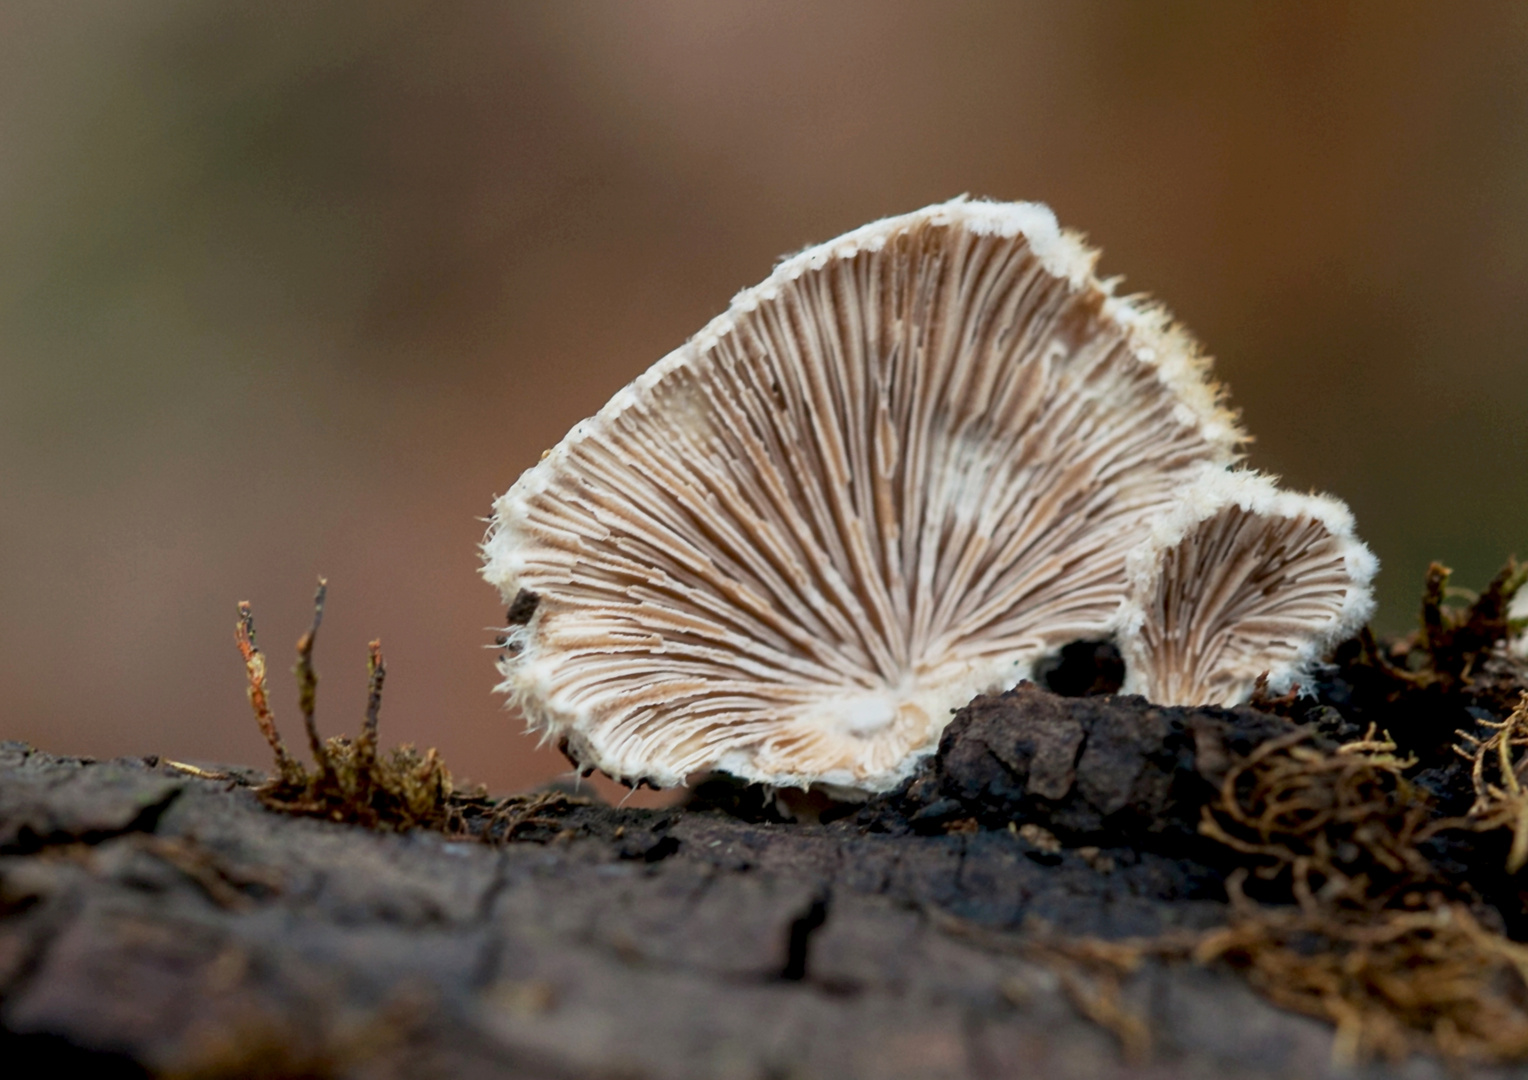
[{"x1": 0, "y1": 687, "x2": 1447, "y2": 1079}]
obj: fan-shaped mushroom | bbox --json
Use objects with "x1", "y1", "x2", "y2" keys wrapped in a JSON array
[
  {"x1": 482, "y1": 198, "x2": 1244, "y2": 793},
  {"x1": 1115, "y1": 468, "x2": 1378, "y2": 707}
]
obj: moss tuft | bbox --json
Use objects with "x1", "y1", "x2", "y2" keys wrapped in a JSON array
[{"x1": 234, "y1": 580, "x2": 454, "y2": 832}]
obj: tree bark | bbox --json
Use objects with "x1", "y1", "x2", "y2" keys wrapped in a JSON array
[{"x1": 0, "y1": 696, "x2": 1467, "y2": 1080}]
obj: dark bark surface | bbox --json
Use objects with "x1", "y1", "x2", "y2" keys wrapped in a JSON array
[{"x1": 0, "y1": 686, "x2": 1511, "y2": 1080}]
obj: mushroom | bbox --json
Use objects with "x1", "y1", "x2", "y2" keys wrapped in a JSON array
[
  {"x1": 482, "y1": 197, "x2": 1245, "y2": 793},
  {"x1": 1114, "y1": 468, "x2": 1378, "y2": 707}
]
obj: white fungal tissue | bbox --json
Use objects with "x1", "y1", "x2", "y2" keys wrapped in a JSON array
[
  {"x1": 482, "y1": 197, "x2": 1376, "y2": 793},
  {"x1": 1115, "y1": 468, "x2": 1378, "y2": 707}
]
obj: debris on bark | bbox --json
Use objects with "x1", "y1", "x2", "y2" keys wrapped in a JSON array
[
  {"x1": 8, "y1": 565, "x2": 1528, "y2": 1075},
  {"x1": 1458, "y1": 691, "x2": 1528, "y2": 873},
  {"x1": 235, "y1": 581, "x2": 455, "y2": 832}
]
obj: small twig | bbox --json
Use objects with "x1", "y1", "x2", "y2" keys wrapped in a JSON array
[
  {"x1": 163, "y1": 761, "x2": 232, "y2": 781},
  {"x1": 234, "y1": 602, "x2": 299, "y2": 780},
  {"x1": 1248, "y1": 671, "x2": 1301, "y2": 712},
  {"x1": 1501, "y1": 716, "x2": 1523, "y2": 800},
  {"x1": 294, "y1": 577, "x2": 329, "y2": 776},
  {"x1": 1466, "y1": 558, "x2": 1528, "y2": 639},
  {"x1": 1456, "y1": 692, "x2": 1528, "y2": 872},
  {"x1": 1357, "y1": 627, "x2": 1422, "y2": 686},
  {"x1": 1421, "y1": 561, "x2": 1451, "y2": 653}
]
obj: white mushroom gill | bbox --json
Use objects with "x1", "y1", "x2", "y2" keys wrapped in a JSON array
[
  {"x1": 482, "y1": 198, "x2": 1245, "y2": 793},
  {"x1": 1115, "y1": 469, "x2": 1378, "y2": 708}
]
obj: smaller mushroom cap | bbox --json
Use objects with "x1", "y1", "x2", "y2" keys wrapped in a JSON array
[{"x1": 1115, "y1": 468, "x2": 1378, "y2": 707}]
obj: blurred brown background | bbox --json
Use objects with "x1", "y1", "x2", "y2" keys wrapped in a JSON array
[{"x1": 2, "y1": 1, "x2": 1527, "y2": 799}]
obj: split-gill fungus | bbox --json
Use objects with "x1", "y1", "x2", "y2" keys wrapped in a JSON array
[
  {"x1": 482, "y1": 197, "x2": 1378, "y2": 796},
  {"x1": 1115, "y1": 467, "x2": 1377, "y2": 708},
  {"x1": 468, "y1": 198, "x2": 1528, "y2": 1066},
  {"x1": 212, "y1": 201, "x2": 1528, "y2": 1069}
]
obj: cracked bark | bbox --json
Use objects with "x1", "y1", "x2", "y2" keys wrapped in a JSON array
[{"x1": 0, "y1": 687, "x2": 1478, "y2": 1079}]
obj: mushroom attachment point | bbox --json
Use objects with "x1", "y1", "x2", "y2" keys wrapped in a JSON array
[
  {"x1": 482, "y1": 197, "x2": 1246, "y2": 793},
  {"x1": 1115, "y1": 469, "x2": 1378, "y2": 708}
]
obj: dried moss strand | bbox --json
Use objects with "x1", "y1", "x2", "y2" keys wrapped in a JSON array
[
  {"x1": 358, "y1": 638, "x2": 385, "y2": 800},
  {"x1": 294, "y1": 577, "x2": 329, "y2": 776},
  {"x1": 1456, "y1": 692, "x2": 1528, "y2": 872},
  {"x1": 235, "y1": 601, "x2": 300, "y2": 782},
  {"x1": 1421, "y1": 562, "x2": 1450, "y2": 653},
  {"x1": 237, "y1": 584, "x2": 454, "y2": 834}
]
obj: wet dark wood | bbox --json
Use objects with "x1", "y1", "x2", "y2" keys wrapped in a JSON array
[{"x1": 0, "y1": 700, "x2": 1487, "y2": 1079}]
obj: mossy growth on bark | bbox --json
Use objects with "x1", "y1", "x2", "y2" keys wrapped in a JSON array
[
  {"x1": 234, "y1": 580, "x2": 455, "y2": 832},
  {"x1": 224, "y1": 562, "x2": 1528, "y2": 1068}
]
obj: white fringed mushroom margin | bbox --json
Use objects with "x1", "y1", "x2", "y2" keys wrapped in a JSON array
[{"x1": 1114, "y1": 467, "x2": 1379, "y2": 707}]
